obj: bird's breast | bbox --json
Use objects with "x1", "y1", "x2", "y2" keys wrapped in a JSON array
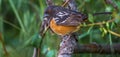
[{"x1": 50, "y1": 18, "x2": 80, "y2": 35}]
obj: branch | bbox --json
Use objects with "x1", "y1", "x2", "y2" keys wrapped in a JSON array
[
  {"x1": 58, "y1": 0, "x2": 78, "y2": 57},
  {"x1": 74, "y1": 43, "x2": 120, "y2": 54},
  {"x1": 80, "y1": 18, "x2": 115, "y2": 27},
  {"x1": 63, "y1": 0, "x2": 77, "y2": 11},
  {"x1": 32, "y1": 48, "x2": 37, "y2": 57},
  {"x1": 62, "y1": 0, "x2": 70, "y2": 7},
  {"x1": 35, "y1": 0, "x2": 54, "y2": 57},
  {"x1": 80, "y1": 18, "x2": 120, "y2": 37},
  {"x1": 0, "y1": 33, "x2": 8, "y2": 56},
  {"x1": 105, "y1": 29, "x2": 120, "y2": 37},
  {"x1": 58, "y1": 34, "x2": 78, "y2": 57},
  {"x1": 93, "y1": 12, "x2": 112, "y2": 16}
]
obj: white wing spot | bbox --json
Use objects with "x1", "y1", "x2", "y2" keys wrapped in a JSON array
[
  {"x1": 53, "y1": 17, "x2": 59, "y2": 22},
  {"x1": 61, "y1": 19, "x2": 67, "y2": 23},
  {"x1": 56, "y1": 11, "x2": 69, "y2": 18},
  {"x1": 60, "y1": 17, "x2": 70, "y2": 23}
]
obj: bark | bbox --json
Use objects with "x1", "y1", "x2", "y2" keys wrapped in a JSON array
[
  {"x1": 58, "y1": 0, "x2": 78, "y2": 57},
  {"x1": 75, "y1": 43, "x2": 120, "y2": 54},
  {"x1": 58, "y1": 34, "x2": 78, "y2": 57}
]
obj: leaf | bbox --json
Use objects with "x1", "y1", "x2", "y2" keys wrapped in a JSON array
[{"x1": 88, "y1": 14, "x2": 94, "y2": 23}]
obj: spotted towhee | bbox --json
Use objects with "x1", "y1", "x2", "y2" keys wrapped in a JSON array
[{"x1": 40, "y1": 5, "x2": 88, "y2": 37}]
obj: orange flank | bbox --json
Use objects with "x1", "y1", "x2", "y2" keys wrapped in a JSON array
[{"x1": 50, "y1": 19, "x2": 80, "y2": 35}]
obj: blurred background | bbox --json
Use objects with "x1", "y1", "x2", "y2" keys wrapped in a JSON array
[{"x1": 0, "y1": 0, "x2": 120, "y2": 57}]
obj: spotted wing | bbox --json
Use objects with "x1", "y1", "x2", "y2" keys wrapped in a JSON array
[{"x1": 53, "y1": 7, "x2": 87, "y2": 26}]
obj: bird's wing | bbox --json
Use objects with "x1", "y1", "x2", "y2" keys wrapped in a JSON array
[{"x1": 53, "y1": 9, "x2": 87, "y2": 26}]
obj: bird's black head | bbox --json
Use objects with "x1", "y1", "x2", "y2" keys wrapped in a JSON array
[{"x1": 44, "y1": 6, "x2": 58, "y2": 16}]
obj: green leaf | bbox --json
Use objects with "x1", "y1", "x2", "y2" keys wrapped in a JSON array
[
  {"x1": 106, "y1": 22, "x2": 109, "y2": 29},
  {"x1": 88, "y1": 14, "x2": 94, "y2": 23}
]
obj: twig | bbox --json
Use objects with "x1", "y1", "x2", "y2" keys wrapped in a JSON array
[
  {"x1": 80, "y1": 17, "x2": 120, "y2": 37},
  {"x1": 63, "y1": 0, "x2": 77, "y2": 11},
  {"x1": 80, "y1": 18, "x2": 120, "y2": 37},
  {"x1": 0, "y1": 33, "x2": 8, "y2": 56},
  {"x1": 0, "y1": 19, "x2": 20, "y2": 30},
  {"x1": 93, "y1": 12, "x2": 112, "y2": 16},
  {"x1": 32, "y1": 48, "x2": 37, "y2": 57},
  {"x1": 37, "y1": 0, "x2": 54, "y2": 57},
  {"x1": 38, "y1": 0, "x2": 53, "y2": 57},
  {"x1": 37, "y1": 48, "x2": 40, "y2": 57},
  {"x1": 107, "y1": 29, "x2": 120, "y2": 37},
  {"x1": 80, "y1": 18, "x2": 115, "y2": 27},
  {"x1": 62, "y1": 0, "x2": 70, "y2": 7}
]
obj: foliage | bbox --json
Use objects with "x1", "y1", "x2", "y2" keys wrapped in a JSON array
[{"x1": 0, "y1": 0, "x2": 120, "y2": 57}]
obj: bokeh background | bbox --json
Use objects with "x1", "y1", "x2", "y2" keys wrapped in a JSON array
[{"x1": 0, "y1": 0, "x2": 120, "y2": 57}]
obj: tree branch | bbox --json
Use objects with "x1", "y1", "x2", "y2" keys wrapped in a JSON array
[
  {"x1": 58, "y1": 0, "x2": 78, "y2": 57},
  {"x1": 74, "y1": 43, "x2": 120, "y2": 54},
  {"x1": 58, "y1": 34, "x2": 78, "y2": 57}
]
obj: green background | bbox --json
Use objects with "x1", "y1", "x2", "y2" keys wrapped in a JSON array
[{"x1": 0, "y1": 0, "x2": 120, "y2": 57}]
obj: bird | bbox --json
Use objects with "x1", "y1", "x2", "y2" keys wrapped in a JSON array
[{"x1": 40, "y1": 5, "x2": 88, "y2": 37}]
